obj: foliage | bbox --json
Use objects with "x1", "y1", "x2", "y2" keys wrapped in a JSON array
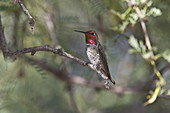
[
  {"x1": 110, "y1": 0, "x2": 169, "y2": 106},
  {"x1": 162, "y1": 50, "x2": 170, "y2": 63},
  {"x1": 110, "y1": 0, "x2": 162, "y2": 33}
]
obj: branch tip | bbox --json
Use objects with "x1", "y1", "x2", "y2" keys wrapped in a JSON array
[{"x1": 15, "y1": 0, "x2": 35, "y2": 34}]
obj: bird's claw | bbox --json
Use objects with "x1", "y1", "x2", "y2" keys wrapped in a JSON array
[
  {"x1": 104, "y1": 80, "x2": 110, "y2": 89},
  {"x1": 85, "y1": 62, "x2": 90, "y2": 65}
]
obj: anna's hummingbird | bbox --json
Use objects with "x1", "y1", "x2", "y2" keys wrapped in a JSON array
[{"x1": 75, "y1": 30, "x2": 115, "y2": 88}]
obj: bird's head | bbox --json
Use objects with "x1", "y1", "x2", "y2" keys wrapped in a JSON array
[{"x1": 74, "y1": 30, "x2": 98, "y2": 45}]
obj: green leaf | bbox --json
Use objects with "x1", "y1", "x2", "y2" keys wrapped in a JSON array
[
  {"x1": 152, "y1": 46, "x2": 158, "y2": 52},
  {"x1": 110, "y1": 9, "x2": 123, "y2": 19},
  {"x1": 154, "y1": 54, "x2": 162, "y2": 60},
  {"x1": 111, "y1": 21, "x2": 129, "y2": 33},
  {"x1": 129, "y1": 36, "x2": 141, "y2": 52},
  {"x1": 129, "y1": 49, "x2": 137, "y2": 54},
  {"x1": 120, "y1": 21, "x2": 129, "y2": 33},
  {"x1": 141, "y1": 9, "x2": 146, "y2": 18},
  {"x1": 129, "y1": 13, "x2": 138, "y2": 25},
  {"x1": 143, "y1": 1, "x2": 153, "y2": 12},
  {"x1": 139, "y1": 40, "x2": 146, "y2": 53},
  {"x1": 147, "y1": 1, "x2": 153, "y2": 7},
  {"x1": 162, "y1": 50, "x2": 170, "y2": 62},
  {"x1": 167, "y1": 90, "x2": 170, "y2": 95},
  {"x1": 141, "y1": 0, "x2": 147, "y2": 4},
  {"x1": 142, "y1": 51, "x2": 152, "y2": 59},
  {"x1": 144, "y1": 83, "x2": 161, "y2": 106},
  {"x1": 147, "y1": 7, "x2": 162, "y2": 17},
  {"x1": 110, "y1": 7, "x2": 132, "y2": 20}
]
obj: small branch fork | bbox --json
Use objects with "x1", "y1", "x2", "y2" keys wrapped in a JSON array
[
  {"x1": 130, "y1": 0, "x2": 154, "y2": 60},
  {"x1": 14, "y1": 0, "x2": 35, "y2": 34}
]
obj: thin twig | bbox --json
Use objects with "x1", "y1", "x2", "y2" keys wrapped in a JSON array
[
  {"x1": 0, "y1": 16, "x2": 9, "y2": 58},
  {"x1": 135, "y1": 7, "x2": 152, "y2": 50},
  {"x1": 15, "y1": 0, "x2": 35, "y2": 34},
  {"x1": 12, "y1": 11, "x2": 20, "y2": 48},
  {"x1": 130, "y1": 0, "x2": 154, "y2": 59}
]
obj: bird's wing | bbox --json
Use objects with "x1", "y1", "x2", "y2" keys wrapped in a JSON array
[
  {"x1": 97, "y1": 42, "x2": 115, "y2": 84},
  {"x1": 97, "y1": 42, "x2": 110, "y2": 76}
]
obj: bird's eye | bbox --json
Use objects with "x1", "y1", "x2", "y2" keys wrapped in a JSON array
[{"x1": 90, "y1": 32, "x2": 95, "y2": 35}]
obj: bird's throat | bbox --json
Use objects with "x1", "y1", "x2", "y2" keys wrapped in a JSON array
[{"x1": 88, "y1": 39, "x2": 96, "y2": 45}]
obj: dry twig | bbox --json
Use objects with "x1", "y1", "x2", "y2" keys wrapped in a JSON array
[
  {"x1": 130, "y1": 0, "x2": 154, "y2": 59},
  {"x1": 14, "y1": 0, "x2": 35, "y2": 34}
]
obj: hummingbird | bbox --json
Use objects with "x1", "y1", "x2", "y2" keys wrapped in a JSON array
[{"x1": 74, "y1": 30, "x2": 115, "y2": 88}]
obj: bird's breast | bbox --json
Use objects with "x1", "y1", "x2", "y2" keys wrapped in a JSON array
[{"x1": 86, "y1": 44, "x2": 100, "y2": 65}]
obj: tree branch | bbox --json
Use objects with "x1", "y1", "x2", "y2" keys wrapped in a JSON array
[
  {"x1": 0, "y1": 16, "x2": 9, "y2": 58},
  {"x1": 130, "y1": 0, "x2": 155, "y2": 59},
  {"x1": 14, "y1": 0, "x2": 35, "y2": 34}
]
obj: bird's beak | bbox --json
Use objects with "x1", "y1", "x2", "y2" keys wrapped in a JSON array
[{"x1": 74, "y1": 30, "x2": 86, "y2": 34}]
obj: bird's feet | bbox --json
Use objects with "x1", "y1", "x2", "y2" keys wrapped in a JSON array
[
  {"x1": 87, "y1": 62, "x2": 96, "y2": 70},
  {"x1": 85, "y1": 62, "x2": 91, "y2": 65},
  {"x1": 104, "y1": 80, "x2": 110, "y2": 89}
]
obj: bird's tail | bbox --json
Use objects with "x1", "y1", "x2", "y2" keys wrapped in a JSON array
[{"x1": 110, "y1": 78, "x2": 116, "y2": 85}]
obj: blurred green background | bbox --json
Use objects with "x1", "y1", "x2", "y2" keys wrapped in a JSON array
[{"x1": 0, "y1": 0, "x2": 170, "y2": 113}]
